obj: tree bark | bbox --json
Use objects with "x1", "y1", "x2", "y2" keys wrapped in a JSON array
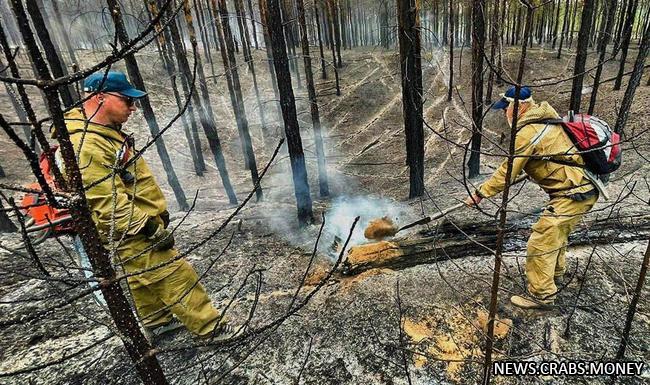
[
  {"x1": 297, "y1": 0, "x2": 329, "y2": 197},
  {"x1": 557, "y1": 0, "x2": 570, "y2": 58},
  {"x1": 613, "y1": 0, "x2": 640, "y2": 90},
  {"x1": 613, "y1": 20, "x2": 650, "y2": 134},
  {"x1": 265, "y1": 0, "x2": 314, "y2": 226},
  {"x1": 468, "y1": 0, "x2": 485, "y2": 179},
  {"x1": 396, "y1": 0, "x2": 424, "y2": 198},
  {"x1": 315, "y1": 0, "x2": 328, "y2": 79},
  {"x1": 588, "y1": 0, "x2": 617, "y2": 115},
  {"x1": 568, "y1": 0, "x2": 596, "y2": 112},
  {"x1": 484, "y1": 0, "x2": 501, "y2": 104}
]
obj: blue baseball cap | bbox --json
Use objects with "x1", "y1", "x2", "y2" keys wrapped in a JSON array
[
  {"x1": 491, "y1": 86, "x2": 533, "y2": 110},
  {"x1": 83, "y1": 71, "x2": 147, "y2": 98}
]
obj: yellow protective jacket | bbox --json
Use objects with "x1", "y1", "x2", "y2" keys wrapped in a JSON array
[
  {"x1": 57, "y1": 108, "x2": 181, "y2": 283},
  {"x1": 478, "y1": 102, "x2": 595, "y2": 199}
]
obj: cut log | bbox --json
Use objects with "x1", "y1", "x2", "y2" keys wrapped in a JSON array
[{"x1": 342, "y1": 214, "x2": 650, "y2": 275}]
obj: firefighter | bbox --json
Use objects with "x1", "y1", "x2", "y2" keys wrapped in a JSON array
[
  {"x1": 464, "y1": 86, "x2": 599, "y2": 310},
  {"x1": 55, "y1": 71, "x2": 237, "y2": 339}
]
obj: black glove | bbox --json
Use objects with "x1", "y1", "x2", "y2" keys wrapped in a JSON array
[
  {"x1": 140, "y1": 217, "x2": 175, "y2": 251},
  {"x1": 160, "y1": 210, "x2": 170, "y2": 229}
]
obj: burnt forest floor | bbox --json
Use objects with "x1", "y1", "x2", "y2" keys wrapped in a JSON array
[{"x1": 0, "y1": 44, "x2": 649, "y2": 385}]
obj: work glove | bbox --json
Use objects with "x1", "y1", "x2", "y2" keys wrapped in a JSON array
[
  {"x1": 140, "y1": 217, "x2": 175, "y2": 251},
  {"x1": 160, "y1": 210, "x2": 170, "y2": 229}
]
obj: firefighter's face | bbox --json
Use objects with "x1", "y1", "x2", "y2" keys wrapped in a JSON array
[{"x1": 96, "y1": 92, "x2": 137, "y2": 125}]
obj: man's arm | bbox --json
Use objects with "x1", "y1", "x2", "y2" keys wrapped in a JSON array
[{"x1": 467, "y1": 128, "x2": 537, "y2": 204}]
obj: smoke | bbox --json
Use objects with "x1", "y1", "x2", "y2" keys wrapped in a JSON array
[{"x1": 322, "y1": 195, "x2": 411, "y2": 251}]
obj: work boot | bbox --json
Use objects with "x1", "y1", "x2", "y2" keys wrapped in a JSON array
[
  {"x1": 510, "y1": 294, "x2": 554, "y2": 310},
  {"x1": 145, "y1": 318, "x2": 185, "y2": 339},
  {"x1": 196, "y1": 321, "x2": 245, "y2": 341}
]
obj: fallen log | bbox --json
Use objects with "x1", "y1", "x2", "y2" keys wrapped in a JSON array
[{"x1": 341, "y1": 214, "x2": 650, "y2": 275}]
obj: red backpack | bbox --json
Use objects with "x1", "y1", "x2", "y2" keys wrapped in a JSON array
[{"x1": 540, "y1": 112, "x2": 622, "y2": 175}]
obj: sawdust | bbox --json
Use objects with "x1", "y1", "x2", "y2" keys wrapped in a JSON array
[
  {"x1": 304, "y1": 262, "x2": 332, "y2": 286},
  {"x1": 339, "y1": 268, "x2": 394, "y2": 293},
  {"x1": 345, "y1": 241, "x2": 403, "y2": 267},
  {"x1": 403, "y1": 306, "x2": 512, "y2": 382},
  {"x1": 363, "y1": 217, "x2": 398, "y2": 240}
]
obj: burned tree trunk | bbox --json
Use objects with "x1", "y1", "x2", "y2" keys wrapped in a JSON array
[
  {"x1": 568, "y1": 0, "x2": 596, "y2": 112},
  {"x1": 613, "y1": 20, "x2": 650, "y2": 134},
  {"x1": 484, "y1": 0, "x2": 501, "y2": 104},
  {"x1": 24, "y1": 0, "x2": 76, "y2": 107},
  {"x1": 8, "y1": 0, "x2": 169, "y2": 383},
  {"x1": 167, "y1": 2, "x2": 239, "y2": 204},
  {"x1": 613, "y1": 0, "x2": 640, "y2": 90},
  {"x1": 588, "y1": 0, "x2": 617, "y2": 115},
  {"x1": 556, "y1": 0, "x2": 570, "y2": 58},
  {"x1": 342, "y1": 215, "x2": 650, "y2": 276},
  {"x1": 467, "y1": 0, "x2": 485, "y2": 179},
  {"x1": 448, "y1": 0, "x2": 453, "y2": 101},
  {"x1": 213, "y1": 0, "x2": 263, "y2": 201},
  {"x1": 330, "y1": 0, "x2": 343, "y2": 67},
  {"x1": 325, "y1": 0, "x2": 341, "y2": 95},
  {"x1": 396, "y1": 0, "x2": 424, "y2": 198},
  {"x1": 49, "y1": 0, "x2": 78, "y2": 67},
  {"x1": 247, "y1": 0, "x2": 259, "y2": 49},
  {"x1": 258, "y1": 0, "x2": 283, "y2": 118},
  {"x1": 297, "y1": 0, "x2": 329, "y2": 197},
  {"x1": 106, "y1": 0, "x2": 189, "y2": 211},
  {"x1": 265, "y1": 0, "x2": 314, "y2": 225},
  {"x1": 0, "y1": 200, "x2": 17, "y2": 233},
  {"x1": 315, "y1": 0, "x2": 328, "y2": 79}
]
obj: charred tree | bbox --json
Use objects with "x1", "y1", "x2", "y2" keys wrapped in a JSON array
[
  {"x1": 0, "y1": 200, "x2": 17, "y2": 233},
  {"x1": 246, "y1": 0, "x2": 259, "y2": 49},
  {"x1": 396, "y1": 0, "x2": 424, "y2": 198},
  {"x1": 588, "y1": 0, "x2": 617, "y2": 114},
  {"x1": 568, "y1": 0, "x2": 596, "y2": 112},
  {"x1": 167, "y1": 1, "x2": 239, "y2": 204},
  {"x1": 106, "y1": 0, "x2": 189, "y2": 211},
  {"x1": 297, "y1": 0, "x2": 329, "y2": 197},
  {"x1": 485, "y1": 0, "x2": 501, "y2": 104},
  {"x1": 214, "y1": 0, "x2": 263, "y2": 200},
  {"x1": 265, "y1": 0, "x2": 314, "y2": 225},
  {"x1": 330, "y1": 0, "x2": 343, "y2": 67},
  {"x1": 8, "y1": 0, "x2": 169, "y2": 382},
  {"x1": 613, "y1": 20, "x2": 650, "y2": 134},
  {"x1": 447, "y1": 0, "x2": 453, "y2": 102},
  {"x1": 24, "y1": 0, "x2": 76, "y2": 107},
  {"x1": 556, "y1": 0, "x2": 570, "y2": 58},
  {"x1": 258, "y1": 0, "x2": 283, "y2": 118},
  {"x1": 325, "y1": 0, "x2": 341, "y2": 95},
  {"x1": 613, "y1": 0, "x2": 640, "y2": 90},
  {"x1": 315, "y1": 0, "x2": 328, "y2": 79},
  {"x1": 49, "y1": 0, "x2": 78, "y2": 67},
  {"x1": 468, "y1": 0, "x2": 485, "y2": 179}
]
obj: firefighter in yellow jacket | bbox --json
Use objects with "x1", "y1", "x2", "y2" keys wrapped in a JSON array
[
  {"x1": 464, "y1": 86, "x2": 600, "y2": 310},
  {"x1": 56, "y1": 71, "x2": 234, "y2": 338}
]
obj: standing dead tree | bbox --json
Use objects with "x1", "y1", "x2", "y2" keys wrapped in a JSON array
[
  {"x1": 467, "y1": 0, "x2": 485, "y2": 179},
  {"x1": 588, "y1": 0, "x2": 617, "y2": 115},
  {"x1": 265, "y1": 0, "x2": 314, "y2": 225},
  {"x1": 614, "y1": 19, "x2": 650, "y2": 134},
  {"x1": 297, "y1": 0, "x2": 330, "y2": 197},
  {"x1": 568, "y1": 0, "x2": 596, "y2": 112},
  {"x1": 396, "y1": 0, "x2": 424, "y2": 198},
  {"x1": 613, "y1": 0, "x2": 640, "y2": 90}
]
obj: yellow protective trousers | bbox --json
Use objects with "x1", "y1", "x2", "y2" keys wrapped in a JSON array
[
  {"x1": 128, "y1": 259, "x2": 222, "y2": 336},
  {"x1": 526, "y1": 194, "x2": 598, "y2": 299}
]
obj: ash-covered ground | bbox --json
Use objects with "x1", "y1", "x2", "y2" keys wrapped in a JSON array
[{"x1": 0, "y1": 45, "x2": 649, "y2": 385}]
